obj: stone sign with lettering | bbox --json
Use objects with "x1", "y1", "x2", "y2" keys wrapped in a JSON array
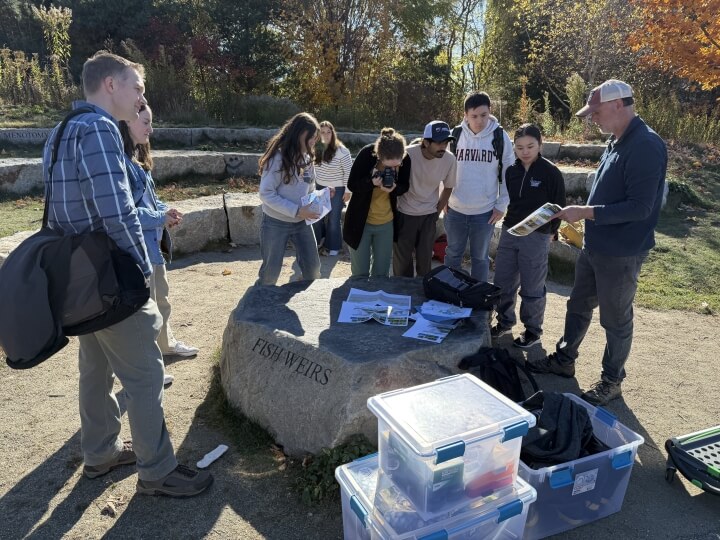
[{"x1": 219, "y1": 276, "x2": 490, "y2": 456}]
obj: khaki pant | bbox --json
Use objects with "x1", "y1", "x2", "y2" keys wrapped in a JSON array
[
  {"x1": 149, "y1": 263, "x2": 175, "y2": 353},
  {"x1": 78, "y1": 299, "x2": 177, "y2": 481}
]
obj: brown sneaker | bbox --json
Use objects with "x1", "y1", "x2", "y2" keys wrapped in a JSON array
[
  {"x1": 581, "y1": 379, "x2": 622, "y2": 406},
  {"x1": 136, "y1": 464, "x2": 213, "y2": 497},
  {"x1": 83, "y1": 440, "x2": 136, "y2": 479}
]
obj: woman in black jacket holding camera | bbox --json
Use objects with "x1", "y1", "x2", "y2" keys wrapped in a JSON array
[{"x1": 343, "y1": 128, "x2": 411, "y2": 277}]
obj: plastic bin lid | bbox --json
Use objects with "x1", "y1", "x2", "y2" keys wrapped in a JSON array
[
  {"x1": 367, "y1": 374, "x2": 536, "y2": 457},
  {"x1": 336, "y1": 453, "x2": 537, "y2": 539}
]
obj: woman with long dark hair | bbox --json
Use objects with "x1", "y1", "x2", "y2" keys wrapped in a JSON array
[
  {"x1": 313, "y1": 121, "x2": 352, "y2": 256},
  {"x1": 257, "y1": 112, "x2": 325, "y2": 285}
]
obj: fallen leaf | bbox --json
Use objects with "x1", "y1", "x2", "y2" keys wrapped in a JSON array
[{"x1": 101, "y1": 501, "x2": 116, "y2": 517}]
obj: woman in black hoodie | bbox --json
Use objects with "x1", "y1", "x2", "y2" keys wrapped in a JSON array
[{"x1": 491, "y1": 124, "x2": 566, "y2": 348}]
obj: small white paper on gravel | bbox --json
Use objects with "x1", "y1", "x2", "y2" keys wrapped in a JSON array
[{"x1": 197, "y1": 444, "x2": 229, "y2": 469}]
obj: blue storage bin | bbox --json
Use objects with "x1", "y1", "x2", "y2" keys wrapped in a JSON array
[
  {"x1": 520, "y1": 393, "x2": 644, "y2": 540},
  {"x1": 336, "y1": 453, "x2": 537, "y2": 540},
  {"x1": 368, "y1": 374, "x2": 536, "y2": 519}
]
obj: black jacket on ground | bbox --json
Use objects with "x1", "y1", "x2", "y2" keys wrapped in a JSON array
[
  {"x1": 503, "y1": 155, "x2": 566, "y2": 235},
  {"x1": 342, "y1": 144, "x2": 411, "y2": 250}
]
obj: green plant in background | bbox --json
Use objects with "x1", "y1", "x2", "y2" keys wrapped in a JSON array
[
  {"x1": 540, "y1": 91, "x2": 556, "y2": 137},
  {"x1": 296, "y1": 434, "x2": 376, "y2": 504},
  {"x1": 514, "y1": 76, "x2": 536, "y2": 126},
  {"x1": 564, "y1": 72, "x2": 586, "y2": 139}
]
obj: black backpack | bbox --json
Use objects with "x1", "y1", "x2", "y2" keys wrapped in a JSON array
[
  {"x1": 450, "y1": 124, "x2": 505, "y2": 184},
  {"x1": 423, "y1": 264, "x2": 501, "y2": 310},
  {"x1": 0, "y1": 108, "x2": 150, "y2": 369},
  {"x1": 458, "y1": 346, "x2": 539, "y2": 402}
]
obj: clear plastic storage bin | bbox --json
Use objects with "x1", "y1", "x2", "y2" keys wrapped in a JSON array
[
  {"x1": 367, "y1": 374, "x2": 536, "y2": 518},
  {"x1": 336, "y1": 453, "x2": 537, "y2": 540},
  {"x1": 520, "y1": 393, "x2": 645, "y2": 540}
]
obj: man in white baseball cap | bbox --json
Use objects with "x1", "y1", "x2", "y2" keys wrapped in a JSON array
[
  {"x1": 393, "y1": 121, "x2": 457, "y2": 277},
  {"x1": 528, "y1": 78, "x2": 668, "y2": 407},
  {"x1": 576, "y1": 79, "x2": 634, "y2": 117}
]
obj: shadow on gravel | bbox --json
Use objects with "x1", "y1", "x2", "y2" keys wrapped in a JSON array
[
  {"x1": 0, "y1": 430, "x2": 86, "y2": 538},
  {"x1": 101, "y1": 365, "x2": 344, "y2": 540}
]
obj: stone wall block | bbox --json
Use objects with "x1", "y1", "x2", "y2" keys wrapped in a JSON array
[
  {"x1": 169, "y1": 195, "x2": 228, "y2": 254},
  {"x1": 225, "y1": 193, "x2": 263, "y2": 245}
]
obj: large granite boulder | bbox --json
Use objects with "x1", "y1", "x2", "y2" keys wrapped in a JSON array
[{"x1": 220, "y1": 276, "x2": 490, "y2": 456}]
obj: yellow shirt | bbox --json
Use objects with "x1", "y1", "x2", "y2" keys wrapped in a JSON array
[{"x1": 366, "y1": 188, "x2": 393, "y2": 225}]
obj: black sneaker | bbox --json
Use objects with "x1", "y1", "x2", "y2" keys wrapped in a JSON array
[
  {"x1": 581, "y1": 379, "x2": 622, "y2": 406},
  {"x1": 526, "y1": 352, "x2": 575, "y2": 378},
  {"x1": 490, "y1": 323, "x2": 512, "y2": 339},
  {"x1": 83, "y1": 440, "x2": 136, "y2": 479},
  {"x1": 136, "y1": 464, "x2": 214, "y2": 497},
  {"x1": 513, "y1": 331, "x2": 541, "y2": 349}
]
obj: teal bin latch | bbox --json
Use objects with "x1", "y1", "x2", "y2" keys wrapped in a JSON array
[
  {"x1": 611, "y1": 449, "x2": 633, "y2": 470},
  {"x1": 549, "y1": 466, "x2": 575, "y2": 488},
  {"x1": 497, "y1": 499, "x2": 523, "y2": 522},
  {"x1": 502, "y1": 420, "x2": 529, "y2": 442},
  {"x1": 436, "y1": 441, "x2": 466, "y2": 464},
  {"x1": 350, "y1": 495, "x2": 368, "y2": 526}
]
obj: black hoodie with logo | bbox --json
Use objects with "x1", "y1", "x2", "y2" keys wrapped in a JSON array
[{"x1": 503, "y1": 155, "x2": 566, "y2": 235}]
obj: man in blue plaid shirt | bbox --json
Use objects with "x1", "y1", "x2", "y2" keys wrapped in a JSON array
[{"x1": 43, "y1": 51, "x2": 212, "y2": 497}]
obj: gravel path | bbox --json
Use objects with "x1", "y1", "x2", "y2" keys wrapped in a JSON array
[{"x1": 1, "y1": 247, "x2": 718, "y2": 539}]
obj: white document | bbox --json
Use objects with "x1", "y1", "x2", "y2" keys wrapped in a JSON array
[
  {"x1": 403, "y1": 314, "x2": 460, "y2": 343},
  {"x1": 508, "y1": 202, "x2": 562, "y2": 236},
  {"x1": 338, "y1": 288, "x2": 411, "y2": 326},
  {"x1": 300, "y1": 187, "x2": 332, "y2": 225},
  {"x1": 417, "y1": 300, "x2": 472, "y2": 322}
]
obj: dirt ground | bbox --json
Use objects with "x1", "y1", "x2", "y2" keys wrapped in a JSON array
[{"x1": 1, "y1": 246, "x2": 719, "y2": 539}]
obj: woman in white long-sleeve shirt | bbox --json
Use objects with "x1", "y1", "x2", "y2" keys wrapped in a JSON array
[
  {"x1": 257, "y1": 112, "x2": 324, "y2": 286},
  {"x1": 313, "y1": 121, "x2": 352, "y2": 256}
]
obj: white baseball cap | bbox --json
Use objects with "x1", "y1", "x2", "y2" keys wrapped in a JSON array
[{"x1": 576, "y1": 79, "x2": 633, "y2": 117}]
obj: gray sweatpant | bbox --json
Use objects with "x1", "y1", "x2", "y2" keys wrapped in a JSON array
[
  {"x1": 78, "y1": 299, "x2": 178, "y2": 481},
  {"x1": 493, "y1": 227, "x2": 552, "y2": 336}
]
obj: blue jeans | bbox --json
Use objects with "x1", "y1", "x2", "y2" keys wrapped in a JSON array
[
  {"x1": 350, "y1": 221, "x2": 393, "y2": 277},
  {"x1": 443, "y1": 207, "x2": 495, "y2": 282},
  {"x1": 555, "y1": 248, "x2": 648, "y2": 383},
  {"x1": 313, "y1": 186, "x2": 345, "y2": 251},
  {"x1": 257, "y1": 213, "x2": 320, "y2": 286}
]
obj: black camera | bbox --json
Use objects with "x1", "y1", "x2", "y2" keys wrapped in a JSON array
[{"x1": 380, "y1": 167, "x2": 396, "y2": 188}]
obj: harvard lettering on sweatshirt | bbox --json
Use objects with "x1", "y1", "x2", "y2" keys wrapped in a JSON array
[{"x1": 448, "y1": 116, "x2": 513, "y2": 215}]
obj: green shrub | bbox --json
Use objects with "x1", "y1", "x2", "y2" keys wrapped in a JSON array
[{"x1": 296, "y1": 434, "x2": 376, "y2": 504}]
